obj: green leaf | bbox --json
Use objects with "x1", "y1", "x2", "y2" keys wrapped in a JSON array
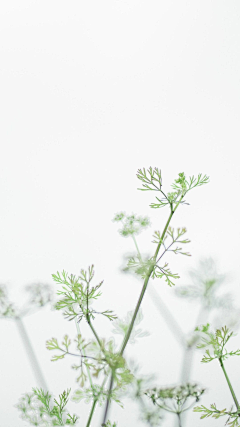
[
  {"x1": 46, "y1": 337, "x2": 59, "y2": 351},
  {"x1": 136, "y1": 167, "x2": 163, "y2": 192},
  {"x1": 152, "y1": 262, "x2": 180, "y2": 287}
]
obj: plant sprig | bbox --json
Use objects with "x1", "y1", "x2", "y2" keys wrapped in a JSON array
[
  {"x1": 195, "y1": 324, "x2": 240, "y2": 362},
  {"x1": 194, "y1": 403, "x2": 240, "y2": 426},
  {"x1": 16, "y1": 388, "x2": 79, "y2": 426},
  {"x1": 194, "y1": 324, "x2": 240, "y2": 425},
  {"x1": 52, "y1": 267, "x2": 117, "y2": 323},
  {"x1": 137, "y1": 168, "x2": 209, "y2": 212}
]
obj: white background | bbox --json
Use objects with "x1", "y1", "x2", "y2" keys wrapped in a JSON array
[{"x1": 0, "y1": 1, "x2": 240, "y2": 426}]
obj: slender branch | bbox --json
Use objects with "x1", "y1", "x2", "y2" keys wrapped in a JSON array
[
  {"x1": 15, "y1": 316, "x2": 48, "y2": 391},
  {"x1": 88, "y1": 367, "x2": 112, "y2": 427},
  {"x1": 81, "y1": 311, "x2": 111, "y2": 426},
  {"x1": 132, "y1": 234, "x2": 142, "y2": 261},
  {"x1": 87, "y1": 318, "x2": 106, "y2": 355},
  {"x1": 86, "y1": 398, "x2": 98, "y2": 427},
  {"x1": 101, "y1": 195, "x2": 185, "y2": 426},
  {"x1": 156, "y1": 240, "x2": 176, "y2": 264},
  {"x1": 101, "y1": 373, "x2": 115, "y2": 426},
  {"x1": 58, "y1": 347, "x2": 100, "y2": 360},
  {"x1": 120, "y1": 206, "x2": 176, "y2": 357},
  {"x1": 219, "y1": 357, "x2": 240, "y2": 410},
  {"x1": 132, "y1": 234, "x2": 186, "y2": 347}
]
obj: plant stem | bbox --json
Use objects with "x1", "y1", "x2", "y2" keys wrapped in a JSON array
[
  {"x1": 15, "y1": 316, "x2": 48, "y2": 391},
  {"x1": 219, "y1": 357, "x2": 240, "y2": 410},
  {"x1": 87, "y1": 317, "x2": 106, "y2": 355},
  {"x1": 85, "y1": 398, "x2": 97, "y2": 427},
  {"x1": 132, "y1": 234, "x2": 141, "y2": 260},
  {"x1": 101, "y1": 197, "x2": 184, "y2": 425},
  {"x1": 101, "y1": 373, "x2": 115, "y2": 426},
  {"x1": 120, "y1": 207, "x2": 175, "y2": 356},
  {"x1": 81, "y1": 315, "x2": 111, "y2": 426},
  {"x1": 132, "y1": 234, "x2": 186, "y2": 347}
]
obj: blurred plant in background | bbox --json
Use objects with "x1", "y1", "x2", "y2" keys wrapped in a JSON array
[{"x1": 0, "y1": 281, "x2": 53, "y2": 390}]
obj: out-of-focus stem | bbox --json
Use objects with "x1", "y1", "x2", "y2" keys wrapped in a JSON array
[
  {"x1": 177, "y1": 412, "x2": 182, "y2": 427},
  {"x1": 148, "y1": 284, "x2": 186, "y2": 347},
  {"x1": 15, "y1": 316, "x2": 48, "y2": 391}
]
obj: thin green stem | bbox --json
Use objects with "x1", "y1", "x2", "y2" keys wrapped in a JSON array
[
  {"x1": 132, "y1": 234, "x2": 186, "y2": 346},
  {"x1": 120, "y1": 202, "x2": 179, "y2": 356},
  {"x1": 85, "y1": 398, "x2": 98, "y2": 427},
  {"x1": 88, "y1": 368, "x2": 112, "y2": 427},
  {"x1": 87, "y1": 318, "x2": 106, "y2": 356},
  {"x1": 219, "y1": 357, "x2": 240, "y2": 410},
  {"x1": 101, "y1": 195, "x2": 185, "y2": 426},
  {"x1": 132, "y1": 234, "x2": 142, "y2": 260},
  {"x1": 82, "y1": 314, "x2": 112, "y2": 426},
  {"x1": 101, "y1": 372, "x2": 115, "y2": 426}
]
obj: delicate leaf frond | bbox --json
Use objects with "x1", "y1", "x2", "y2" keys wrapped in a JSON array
[
  {"x1": 137, "y1": 168, "x2": 209, "y2": 213},
  {"x1": 171, "y1": 173, "x2": 210, "y2": 195},
  {"x1": 194, "y1": 403, "x2": 240, "y2": 426},
  {"x1": 195, "y1": 324, "x2": 240, "y2": 363},
  {"x1": 151, "y1": 262, "x2": 180, "y2": 287},
  {"x1": 52, "y1": 266, "x2": 115, "y2": 325},
  {"x1": 136, "y1": 167, "x2": 163, "y2": 192}
]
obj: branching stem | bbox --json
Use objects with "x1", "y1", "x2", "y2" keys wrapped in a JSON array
[
  {"x1": 219, "y1": 357, "x2": 240, "y2": 410},
  {"x1": 101, "y1": 194, "x2": 185, "y2": 425}
]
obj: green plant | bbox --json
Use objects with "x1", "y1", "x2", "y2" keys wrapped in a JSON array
[
  {"x1": 15, "y1": 167, "x2": 209, "y2": 426},
  {"x1": 194, "y1": 324, "x2": 240, "y2": 426}
]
